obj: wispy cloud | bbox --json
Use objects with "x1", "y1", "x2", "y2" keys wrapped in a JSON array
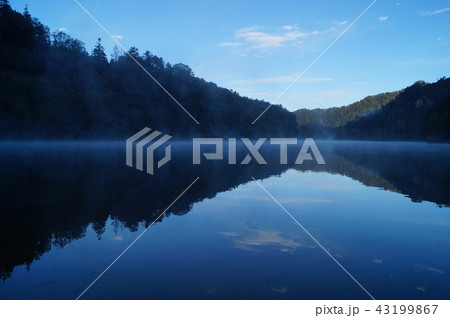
[
  {"x1": 112, "y1": 35, "x2": 124, "y2": 39},
  {"x1": 221, "y1": 25, "x2": 329, "y2": 51},
  {"x1": 420, "y1": 7, "x2": 450, "y2": 16},
  {"x1": 282, "y1": 25, "x2": 295, "y2": 30},
  {"x1": 236, "y1": 25, "x2": 308, "y2": 49},
  {"x1": 220, "y1": 23, "x2": 344, "y2": 52},
  {"x1": 415, "y1": 264, "x2": 444, "y2": 275},
  {"x1": 373, "y1": 259, "x2": 383, "y2": 264},
  {"x1": 378, "y1": 16, "x2": 388, "y2": 22},
  {"x1": 220, "y1": 229, "x2": 312, "y2": 252},
  {"x1": 271, "y1": 286, "x2": 289, "y2": 293},
  {"x1": 58, "y1": 27, "x2": 68, "y2": 32}
]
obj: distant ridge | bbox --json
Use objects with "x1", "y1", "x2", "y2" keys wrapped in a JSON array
[
  {"x1": 294, "y1": 78, "x2": 450, "y2": 141},
  {"x1": 294, "y1": 90, "x2": 401, "y2": 136},
  {"x1": 336, "y1": 78, "x2": 450, "y2": 141}
]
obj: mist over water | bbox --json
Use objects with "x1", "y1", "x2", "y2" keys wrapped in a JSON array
[{"x1": 0, "y1": 140, "x2": 449, "y2": 299}]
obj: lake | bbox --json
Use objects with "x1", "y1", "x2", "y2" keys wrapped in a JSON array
[{"x1": 0, "y1": 140, "x2": 449, "y2": 300}]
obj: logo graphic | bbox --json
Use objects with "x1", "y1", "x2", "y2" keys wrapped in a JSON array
[
  {"x1": 193, "y1": 138, "x2": 325, "y2": 165},
  {"x1": 126, "y1": 127, "x2": 172, "y2": 175},
  {"x1": 126, "y1": 128, "x2": 325, "y2": 175}
]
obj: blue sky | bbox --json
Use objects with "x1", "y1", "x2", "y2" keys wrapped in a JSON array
[{"x1": 10, "y1": 0, "x2": 450, "y2": 110}]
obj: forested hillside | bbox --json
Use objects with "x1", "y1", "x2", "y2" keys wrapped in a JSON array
[
  {"x1": 0, "y1": 2, "x2": 297, "y2": 139},
  {"x1": 1, "y1": 1, "x2": 449, "y2": 141},
  {"x1": 294, "y1": 78, "x2": 450, "y2": 141},
  {"x1": 294, "y1": 91, "x2": 401, "y2": 136},
  {"x1": 336, "y1": 79, "x2": 450, "y2": 141}
]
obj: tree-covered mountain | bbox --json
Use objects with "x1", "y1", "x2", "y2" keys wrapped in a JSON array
[
  {"x1": 0, "y1": 2, "x2": 297, "y2": 139},
  {"x1": 1, "y1": 1, "x2": 449, "y2": 141},
  {"x1": 294, "y1": 90, "x2": 401, "y2": 136},
  {"x1": 336, "y1": 79, "x2": 450, "y2": 141},
  {"x1": 294, "y1": 78, "x2": 450, "y2": 141}
]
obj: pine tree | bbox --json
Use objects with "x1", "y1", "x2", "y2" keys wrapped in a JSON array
[
  {"x1": 127, "y1": 46, "x2": 139, "y2": 59},
  {"x1": 92, "y1": 38, "x2": 107, "y2": 63},
  {"x1": 0, "y1": 0, "x2": 11, "y2": 9},
  {"x1": 23, "y1": 4, "x2": 31, "y2": 20}
]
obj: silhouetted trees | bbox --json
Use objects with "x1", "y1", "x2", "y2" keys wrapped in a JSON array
[
  {"x1": 2, "y1": 2, "x2": 449, "y2": 141},
  {"x1": 294, "y1": 91, "x2": 401, "y2": 137},
  {"x1": 92, "y1": 38, "x2": 107, "y2": 63},
  {"x1": 294, "y1": 79, "x2": 450, "y2": 141},
  {"x1": 336, "y1": 79, "x2": 450, "y2": 141},
  {"x1": 0, "y1": 3, "x2": 298, "y2": 139}
]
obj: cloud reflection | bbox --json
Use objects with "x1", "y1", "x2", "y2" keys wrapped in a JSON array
[{"x1": 220, "y1": 228, "x2": 313, "y2": 253}]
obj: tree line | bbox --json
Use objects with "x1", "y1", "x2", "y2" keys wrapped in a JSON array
[
  {"x1": 294, "y1": 78, "x2": 450, "y2": 141},
  {"x1": 1, "y1": 1, "x2": 449, "y2": 141},
  {"x1": 0, "y1": 1, "x2": 298, "y2": 139}
]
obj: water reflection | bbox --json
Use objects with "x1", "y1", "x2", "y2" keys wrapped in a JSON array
[{"x1": 0, "y1": 141, "x2": 449, "y2": 298}]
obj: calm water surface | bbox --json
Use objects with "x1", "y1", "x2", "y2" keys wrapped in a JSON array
[{"x1": 0, "y1": 141, "x2": 449, "y2": 299}]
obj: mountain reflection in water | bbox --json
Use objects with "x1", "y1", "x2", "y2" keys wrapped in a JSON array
[{"x1": 0, "y1": 141, "x2": 449, "y2": 299}]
